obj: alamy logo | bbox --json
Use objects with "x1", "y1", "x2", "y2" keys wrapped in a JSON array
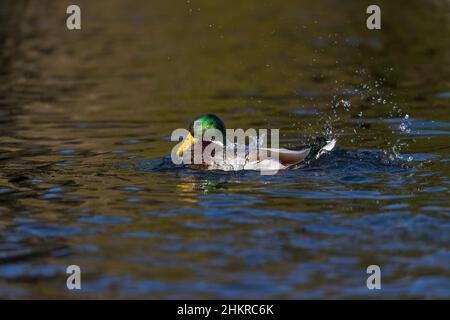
[
  {"x1": 366, "y1": 5, "x2": 381, "y2": 30},
  {"x1": 366, "y1": 265, "x2": 381, "y2": 290},
  {"x1": 66, "y1": 5, "x2": 81, "y2": 30},
  {"x1": 66, "y1": 265, "x2": 81, "y2": 290}
]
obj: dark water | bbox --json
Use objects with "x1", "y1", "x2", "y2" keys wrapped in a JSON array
[{"x1": 0, "y1": 0, "x2": 449, "y2": 298}]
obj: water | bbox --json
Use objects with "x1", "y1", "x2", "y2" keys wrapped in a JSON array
[{"x1": 0, "y1": 0, "x2": 449, "y2": 298}]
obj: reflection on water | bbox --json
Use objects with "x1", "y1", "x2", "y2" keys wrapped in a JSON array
[{"x1": 0, "y1": 0, "x2": 449, "y2": 298}]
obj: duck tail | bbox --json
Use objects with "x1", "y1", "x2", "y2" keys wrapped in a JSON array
[{"x1": 306, "y1": 137, "x2": 336, "y2": 162}]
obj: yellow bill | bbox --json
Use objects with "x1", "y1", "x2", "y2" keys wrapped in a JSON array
[{"x1": 177, "y1": 132, "x2": 197, "y2": 157}]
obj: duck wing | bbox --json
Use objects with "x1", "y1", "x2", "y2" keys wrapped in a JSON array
[
  {"x1": 248, "y1": 147, "x2": 311, "y2": 166},
  {"x1": 247, "y1": 137, "x2": 336, "y2": 167}
]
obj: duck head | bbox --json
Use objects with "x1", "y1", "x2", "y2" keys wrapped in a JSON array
[{"x1": 177, "y1": 114, "x2": 226, "y2": 157}]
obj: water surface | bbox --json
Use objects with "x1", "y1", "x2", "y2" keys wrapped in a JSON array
[{"x1": 0, "y1": 0, "x2": 449, "y2": 298}]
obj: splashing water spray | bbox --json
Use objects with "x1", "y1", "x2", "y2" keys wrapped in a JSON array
[{"x1": 320, "y1": 68, "x2": 414, "y2": 163}]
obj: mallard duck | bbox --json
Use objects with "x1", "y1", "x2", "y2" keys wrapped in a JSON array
[{"x1": 175, "y1": 114, "x2": 336, "y2": 173}]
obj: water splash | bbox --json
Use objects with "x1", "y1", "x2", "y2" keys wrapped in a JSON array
[{"x1": 319, "y1": 71, "x2": 415, "y2": 164}]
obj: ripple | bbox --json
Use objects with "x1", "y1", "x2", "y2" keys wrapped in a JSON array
[
  {"x1": 421, "y1": 186, "x2": 447, "y2": 193},
  {"x1": 435, "y1": 92, "x2": 450, "y2": 98},
  {"x1": 0, "y1": 263, "x2": 64, "y2": 280},
  {"x1": 199, "y1": 194, "x2": 263, "y2": 207},
  {"x1": 57, "y1": 149, "x2": 79, "y2": 155},
  {"x1": 116, "y1": 186, "x2": 145, "y2": 191},
  {"x1": 16, "y1": 225, "x2": 85, "y2": 237},
  {"x1": 55, "y1": 160, "x2": 78, "y2": 167},
  {"x1": 78, "y1": 215, "x2": 133, "y2": 224},
  {"x1": 122, "y1": 231, "x2": 158, "y2": 238},
  {"x1": 119, "y1": 139, "x2": 144, "y2": 145},
  {"x1": 0, "y1": 187, "x2": 12, "y2": 194}
]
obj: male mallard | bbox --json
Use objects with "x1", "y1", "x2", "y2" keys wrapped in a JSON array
[{"x1": 175, "y1": 114, "x2": 335, "y2": 172}]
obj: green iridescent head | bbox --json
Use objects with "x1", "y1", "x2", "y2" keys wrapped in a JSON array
[
  {"x1": 177, "y1": 114, "x2": 226, "y2": 156},
  {"x1": 189, "y1": 114, "x2": 226, "y2": 137}
]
